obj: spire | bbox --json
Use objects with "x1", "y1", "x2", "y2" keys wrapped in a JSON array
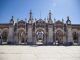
[
  {"x1": 67, "y1": 16, "x2": 70, "y2": 20},
  {"x1": 10, "y1": 16, "x2": 14, "y2": 21},
  {"x1": 25, "y1": 18, "x2": 27, "y2": 31},
  {"x1": 28, "y1": 10, "x2": 33, "y2": 24},
  {"x1": 29, "y1": 10, "x2": 32, "y2": 20},
  {"x1": 62, "y1": 18, "x2": 64, "y2": 22},
  {"x1": 17, "y1": 18, "x2": 19, "y2": 29},
  {"x1": 40, "y1": 11, "x2": 41, "y2": 18},
  {"x1": 10, "y1": 16, "x2": 14, "y2": 24},
  {"x1": 12, "y1": 16, "x2": 14, "y2": 19},
  {"x1": 66, "y1": 16, "x2": 71, "y2": 24},
  {"x1": 54, "y1": 18, "x2": 56, "y2": 22},
  {"x1": 49, "y1": 10, "x2": 52, "y2": 20}
]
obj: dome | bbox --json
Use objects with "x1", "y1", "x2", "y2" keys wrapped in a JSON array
[
  {"x1": 36, "y1": 19, "x2": 45, "y2": 23},
  {"x1": 55, "y1": 20, "x2": 63, "y2": 24},
  {"x1": 18, "y1": 20, "x2": 25, "y2": 24}
]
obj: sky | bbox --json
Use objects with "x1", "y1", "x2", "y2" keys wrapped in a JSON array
[{"x1": 0, "y1": 0, "x2": 80, "y2": 24}]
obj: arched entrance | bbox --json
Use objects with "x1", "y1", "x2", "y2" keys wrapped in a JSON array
[
  {"x1": 72, "y1": 32, "x2": 78, "y2": 43},
  {"x1": 56, "y1": 30, "x2": 63, "y2": 45},
  {"x1": 1, "y1": 28, "x2": 8, "y2": 44},
  {"x1": 17, "y1": 28, "x2": 26, "y2": 44},
  {"x1": 36, "y1": 30, "x2": 44, "y2": 45}
]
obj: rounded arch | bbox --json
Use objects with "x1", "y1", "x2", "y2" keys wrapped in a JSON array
[
  {"x1": 35, "y1": 27, "x2": 46, "y2": 34},
  {"x1": 16, "y1": 28, "x2": 26, "y2": 44},
  {"x1": 55, "y1": 28, "x2": 64, "y2": 33},
  {"x1": 72, "y1": 29, "x2": 78, "y2": 33},
  {"x1": 0, "y1": 29, "x2": 2, "y2": 35},
  {"x1": 72, "y1": 29, "x2": 79, "y2": 43},
  {"x1": 1, "y1": 28, "x2": 9, "y2": 42},
  {"x1": 17, "y1": 28, "x2": 26, "y2": 33},
  {"x1": 35, "y1": 28, "x2": 46, "y2": 44},
  {"x1": 55, "y1": 28, "x2": 64, "y2": 45},
  {"x1": 2, "y1": 28, "x2": 9, "y2": 32}
]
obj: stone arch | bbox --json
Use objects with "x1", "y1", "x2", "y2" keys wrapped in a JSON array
[
  {"x1": 55, "y1": 28, "x2": 64, "y2": 45},
  {"x1": 35, "y1": 27, "x2": 46, "y2": 34},
  {"x1": 0, "y1": 29, "x2": 2, "y2": 35},
  {"x1": 55, "y1": 28, "x2": 64, "y2": 33},
  {"x1": 0, "y1": 29, "x2": 2, "y2": 42},
  {"x1": 72, "y1": 29, "x2": 78, "y2": 43},
  {"x1": 16, "y1": 28, "x2": 26, "y2": 44},
  {"x1": 35, "y1": 28, "x2": 46, "y2": 44},
  {"x1": 72, "y1": 29, "x2": 78, "y2": 33},
  {"x1": 1, "y1": 28, "x2": 9, "y2": 42}
]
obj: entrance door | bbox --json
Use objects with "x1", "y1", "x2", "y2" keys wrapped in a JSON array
[
  {"x1": 36, "y1": 31, "x2": 44, "y2": 45},
  {"x1": 72, "y1": 32, "x2": 78, "y2": 45}
]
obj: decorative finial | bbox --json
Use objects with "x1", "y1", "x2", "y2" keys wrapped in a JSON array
[
  {"x1": 54, "y1": 18, "x2": 56, "y2": 22},
  {"x1": 62, "y1": 18, "x2": 64, "y2": 22},
  {"x1": 25, "y1": 18, "x2": 27, "y2": 20},
  {"x1": 40, "y1": 11, "x2": 41, "y2": 18},
  {"x1": 67, "y1": 16, "x2": 69, "y2": 20},
  {"x1": 49, "y1": 10, "x2": 51, "y2": 14},
  {"x1": 29, "y1": 10, "x2": 32, "y2": 20},
  {"x1": 30, "y1": 10, "x2": 32, "y2": 14},
  {"x1": 49, "y1": 10, "x2": 52, "y2": 20},
  {"x1": 12, "y1": 16, "x2": 14, "y2": 19}
]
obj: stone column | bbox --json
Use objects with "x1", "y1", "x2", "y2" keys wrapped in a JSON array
[
  {"x1": 0, "y1": 33, "x2": 2, "y2": 44},
  {"x1": 8, "y1": 25, "x2": 14, "y2": 44},
  {"x1": 67, "y1": 28, "x2": 73, "y2": 43},
  {"x1": 27, "y1": 24, "x2": 33, "y2": 45},
  {"x1": 63, "y1": 36, "x2": 66, "y2": 44},
  {"x1": 47, "y1": 25, "x2": 53, "y2": 45},
  {"x1": 14, "y1": 33, "x2": 18, "y2": 44},
  {"x1": 78, "y1": 31, "x2": 80, "y2": 45},
  {"x1": 32, "y1": 32, "x2": 36, "y2": 45},
  {"x1": 43, "y1": 33, "x2": 47, "y2": 45}
]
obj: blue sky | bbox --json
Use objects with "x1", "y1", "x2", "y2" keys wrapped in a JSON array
[{"x1": 0, "y1": 0, "x2": 80, "y2": 24}]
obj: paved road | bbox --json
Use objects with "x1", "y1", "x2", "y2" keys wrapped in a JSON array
[{"x1": 0, "y1": 46, "x2": 80, "y2": 60}]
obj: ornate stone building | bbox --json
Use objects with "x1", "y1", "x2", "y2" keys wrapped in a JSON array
[{"x1": 0, "y1": 10, "x2": 80, "y2": 45}]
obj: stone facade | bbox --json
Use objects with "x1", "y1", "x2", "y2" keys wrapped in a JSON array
[{"x1": 0, "y1": 11, "x2": 80, "y2": 45}]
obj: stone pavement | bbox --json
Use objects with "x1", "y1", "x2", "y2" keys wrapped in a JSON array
[{"x1": 0, "y1": 45, "x2": 80, "y2": 60}]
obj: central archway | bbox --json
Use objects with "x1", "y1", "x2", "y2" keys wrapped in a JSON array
[
  {"x1": 17, "y1": 28, "x2": 26, "y2": 44},
  {"x1": 36, "y1": 29, "x2": 45, "y2": 45},
  {"x1": 56, "y1": 30, "x2": 63, "y2": 45}
]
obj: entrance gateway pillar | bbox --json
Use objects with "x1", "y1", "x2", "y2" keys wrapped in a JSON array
[{"x1": 47, "y1": 24, "x2": 53, "y2": 45}]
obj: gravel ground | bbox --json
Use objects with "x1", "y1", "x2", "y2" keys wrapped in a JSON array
[{"x1": 0, "y1": 45, "x2": 80, "y2": 60}]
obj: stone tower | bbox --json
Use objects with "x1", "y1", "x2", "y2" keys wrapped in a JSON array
[
  {"x1": 8, "y1": 16, "x2": 14, "y2": 44},
  {"x1": 47, "y1": 10, "x2": 53, "y2": 45},
  {"x1": 27, "y1": 10, "x2": 33, "y2": 44},
  {"x1": 66, "y1": 16, "x2": 73, "y2": 44}
]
